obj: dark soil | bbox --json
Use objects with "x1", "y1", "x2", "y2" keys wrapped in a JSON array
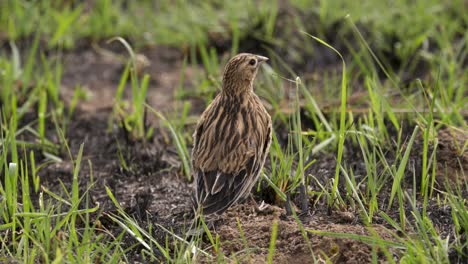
[
  {"x1": 206, "y1": 202, "x2": 396, "y2": 263},
  {"x1": 14, "y1": 42, "x2": 463, "y2": 263},
  {"x1": 3, "y1": 3, "x2": 467, "y2": 262}
]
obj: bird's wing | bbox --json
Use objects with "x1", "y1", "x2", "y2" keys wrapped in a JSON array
[
  {"x1": 195, "y1": 165, "x2": 252, "y2": 215},
  {"x1": 191, "y1": 96, "x2": 220, "y2": 166},
  {"x1": 192, "y1": 101, "x2": 271, "y2": 215}
]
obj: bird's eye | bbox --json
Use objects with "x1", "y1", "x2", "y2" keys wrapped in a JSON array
[{"x1": 249, "y1": 59, "x2": 256, "y2": 66}]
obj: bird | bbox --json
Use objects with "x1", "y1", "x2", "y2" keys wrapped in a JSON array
[{"x1": 191, "y1": 53, "x2": 272, "y2": 216}]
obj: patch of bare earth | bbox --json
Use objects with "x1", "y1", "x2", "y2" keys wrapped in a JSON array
[
  {"x1": 18, "y1": 42, "x2": 465, "y2": 263},
  {"x1": 60, "y1": 43, "x2": 200, "y2": 114},
  {"x1": 199, "y1": 202, "x2": 394, "y2": 263},
  {"x1": 433, "y1": 127, "x2": 467, "y2": 183}
]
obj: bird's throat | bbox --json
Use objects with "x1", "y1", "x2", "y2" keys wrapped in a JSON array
[{"x1": 222, "y1": 79, "x2": 254, "y2": 97}]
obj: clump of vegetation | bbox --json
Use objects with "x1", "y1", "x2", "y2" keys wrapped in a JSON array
[{"x1": 0, "y1": 0, "x2": 466, "y2": 262}]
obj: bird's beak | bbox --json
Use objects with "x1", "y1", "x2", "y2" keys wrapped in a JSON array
[{"x1": 256, "y1": 55, "x2": 269, "y2": 64}]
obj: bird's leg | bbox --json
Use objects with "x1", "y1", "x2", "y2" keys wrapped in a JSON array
[
  {"x1": 248, "y1": 194, "x2": 271, "y2": 213},
  {"x1": 247, "y1": 194, "x2": 259, "y2": 213}
]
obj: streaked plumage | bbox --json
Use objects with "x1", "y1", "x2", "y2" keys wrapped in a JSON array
[{"x1": 192, "y1": 53, "x2": 272, "y2": 216}]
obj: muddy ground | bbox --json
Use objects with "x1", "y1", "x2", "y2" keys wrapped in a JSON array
[
  {"x1": 10, "y1": 39, "x2": 461, "y2": 264},
  {"x1": 4, "y1": 4, "x2": 467, "y2": 261}
]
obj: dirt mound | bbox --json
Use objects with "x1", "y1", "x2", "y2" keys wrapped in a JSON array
[{"x1": 205, "y1": 202, "x2": 394, "y2": 263}]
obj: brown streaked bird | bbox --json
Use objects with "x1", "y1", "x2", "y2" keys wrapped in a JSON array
[{"x1": 192, "y1": 53, "x2": 272, "y2": 216}]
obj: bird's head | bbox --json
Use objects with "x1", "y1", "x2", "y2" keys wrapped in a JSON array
[{"x1": 221, "y1": 53, "x2": 268, "y2": 95}]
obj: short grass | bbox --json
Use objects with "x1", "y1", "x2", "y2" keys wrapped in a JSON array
[{"x1": 0, "y1": 0, "x2": 467, "y2": 263}]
